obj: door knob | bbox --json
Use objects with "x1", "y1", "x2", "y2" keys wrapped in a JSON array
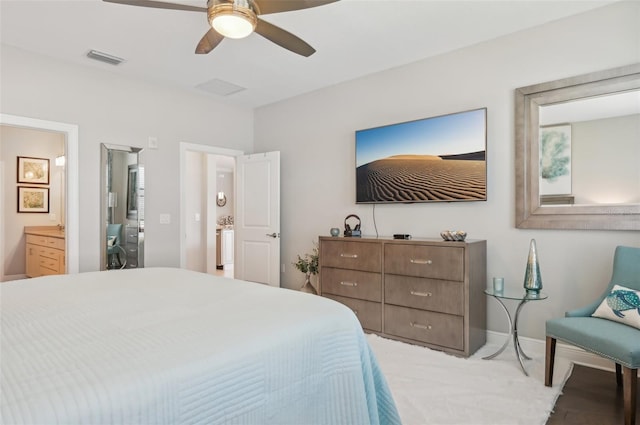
[{"x1": 266, "y1": 232, "x2": 280, "y2": 238}]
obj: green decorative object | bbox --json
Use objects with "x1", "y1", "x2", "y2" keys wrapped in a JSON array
[
  {"x1": 523, "y1": 239, "x2": 543, "y2": 295},
  {"x1": 294, "y1": 245, "x2": 319, "y2": 294}
]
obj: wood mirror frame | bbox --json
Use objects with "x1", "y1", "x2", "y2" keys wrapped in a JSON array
[{"x1": 515, "y1": 63, "x2": 640, "y2": 230}]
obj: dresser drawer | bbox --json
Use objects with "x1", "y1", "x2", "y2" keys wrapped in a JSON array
[
  {"x1": 39, "y1": 265, "x2": 60, "y2": 276},
  {"x1": 321, "y1": 267, "x2": 382, "y2": 302},
  {"x1": 321, "y1": 240, "x2": 381, "y2": 272},
  {"x1": 384, "y1": 304, "x2": 464, "y2": 350},
  {"x1": 38, "y1": 246, "x2": 61, "y2": 261},
  {"x1": 324, "y1": 294, "x2": 382, "y2": 332},
  {"x1": 385, "y1": 244, "x2": 464, "y2": 281},
  {"x1": 26, "y1": 234, "x2": 65, "y2": 250},
  {"x1": 125, "y1": 227, "x2": 138, "y2": 243},
  {"x1": 385, "y1": 274, "x2": 464, "y2": 316},
  {"x1": 39, "y1": 256, "x2": 61, "y2": 274}
]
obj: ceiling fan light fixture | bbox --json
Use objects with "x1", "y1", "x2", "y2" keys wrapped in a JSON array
[{"x1": 209, "y1": 1, "x2": 257, "y2": 39}]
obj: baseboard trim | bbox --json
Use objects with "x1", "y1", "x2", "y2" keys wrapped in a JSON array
[
  {"x1": 2, "y1": 274, "x2": 27, "y2": 282},
  {"x1": 486, "y1": 330, "x2": 616, "y2": 372}
]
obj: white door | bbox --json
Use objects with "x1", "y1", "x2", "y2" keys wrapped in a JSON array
[{"x1": 234, "y1": 152, "x2": 280, "y2": 286}]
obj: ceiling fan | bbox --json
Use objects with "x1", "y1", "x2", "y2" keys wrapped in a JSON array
[{"x1": 103, "y1": 0, "x2": 339, "y2": 57}]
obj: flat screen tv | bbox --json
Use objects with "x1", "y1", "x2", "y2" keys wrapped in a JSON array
[{"x1": 355, "y1": 108, "x2": 487, "y2": 204}]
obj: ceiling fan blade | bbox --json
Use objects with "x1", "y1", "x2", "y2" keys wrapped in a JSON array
[
  {"x1": 102, "y1": 0, "x2": 207, "y2": 13},
  {"x1": 254, "y1": 0, "x2": 339, "y2": 15},
  {"x1": 195, "y1": 28, "x2": 225, "y2": 54},
  {"x1": 254, "y1": 19, "x2": 315, "y2": 57}
]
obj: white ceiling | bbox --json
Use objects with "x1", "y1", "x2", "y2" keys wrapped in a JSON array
[{"x1": 0, "y1": 0, "x2": 618, "y2": 109}]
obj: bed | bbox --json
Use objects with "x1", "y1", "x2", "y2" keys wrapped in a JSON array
[{"x1": 1, "y1": 268, "x2": 400, "y2": 424}]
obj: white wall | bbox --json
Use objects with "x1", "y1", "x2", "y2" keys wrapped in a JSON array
[
  {"x1": 254, "y1": 1, "x2": 640, "y2": 340},
  {"x1": 1, "y1": 45, "x2": 254, "y2": 271},
  {"x1": 572, "y1": 114, "x2": 640, "y2": 204},
  {"x1": 1, "y1": 126, "x2": 65, "y2": 276},
  {"x1": 184, "y1": 150, "x2": 205, "y2": 272}
]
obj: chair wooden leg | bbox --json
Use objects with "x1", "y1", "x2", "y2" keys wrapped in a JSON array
[
  {"x1": 622, "y1": 367, "x2": 637, "y2": 425},
  {"x1": 545, "y1": 336, "x2": 556, "y2": 387},
  {"x1": 617, "y1": 363, "x2": 623, "y2": 387}
]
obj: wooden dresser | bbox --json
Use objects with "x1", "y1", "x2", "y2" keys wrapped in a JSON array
[
  {"x1": 25, "y1": 226, "x2": 66, "y2": 277},
  {"x1": 319, "y1": 236, "x2": 486, "y2": 357}
]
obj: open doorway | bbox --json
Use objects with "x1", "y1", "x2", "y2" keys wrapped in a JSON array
[
  {"x1": 213, "y1": 156, "x2": 234, "y2": 278},
  {"x1": 1, "y1": 126, "x2": 65, "y2": 280},
  {"x1": 0, "y1": 114, "x2": 79, "y2": 281},
  {"x1": 179, "y1": 143, "x2": 242, "y2": 276},
  {"x1": 180, "y1": 143, "x2": 281, "y2": 286}
]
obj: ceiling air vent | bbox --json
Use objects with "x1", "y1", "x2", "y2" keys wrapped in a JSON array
[
  {"x1": 86, "y1": 50, "x2": 125, "y2": 66},
  {"x1": 196, "y1": 78, "x2": 246, "y2": 97}
]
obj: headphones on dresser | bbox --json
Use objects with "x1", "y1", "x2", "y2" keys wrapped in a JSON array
[{"x1": 344, "y1": 214, "x2": 362, "y2": 237}]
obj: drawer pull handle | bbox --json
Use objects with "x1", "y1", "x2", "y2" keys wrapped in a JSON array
[
  {"x1": 410, "y1": 322, "x2": 432, "y2": 331},
  {"x1": 410, "y1": 258, "x2": 432, "y2": 265},
  {"x1": 340, "y1": 253, "x2": 358, "y2": 259},
  {"x1": 340, "y1": 281, "x2": 358, "y2": 287},
  {"x1": 410, "y1": 290, "x2": 432, "y2": 297}
]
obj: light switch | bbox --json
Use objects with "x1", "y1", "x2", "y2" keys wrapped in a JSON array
[
  {"x1": 195, "y1": 213, "x2": 200, "y2": 222},
  {"x1": 148, "y1": 136, "x2": 158, "y2": 149},
  {"x1": 160, "y1": 213, "x2": 171, "y2": 224}
]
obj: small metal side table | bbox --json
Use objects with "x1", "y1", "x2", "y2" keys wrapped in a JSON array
[{"x1": 483, "y1": 288, "x2": 548, "y2": 376}]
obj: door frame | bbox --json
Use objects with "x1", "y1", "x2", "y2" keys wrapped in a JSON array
[
  {"x1": 179, "y1": 142, "x2": 243, "y2": 270},
  {"x1": 0, "y1": 113, "x2": 80, "y2": 275}
]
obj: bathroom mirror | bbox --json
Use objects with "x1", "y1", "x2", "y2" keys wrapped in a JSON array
[
  {"x1": 515, "y1": 64, "x2": 640, "y2": 230},
  {"x1": 100, "y1": 143, "x2": 144, "y2": 270}
]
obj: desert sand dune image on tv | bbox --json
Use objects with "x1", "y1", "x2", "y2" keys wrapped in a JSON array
[{"x1": 356, "y1": 108, "x2": 487, "y2": 203}]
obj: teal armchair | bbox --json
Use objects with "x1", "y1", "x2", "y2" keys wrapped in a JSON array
[{"x1": 545, "y1": 245, "x2": 640, "y2": 425}]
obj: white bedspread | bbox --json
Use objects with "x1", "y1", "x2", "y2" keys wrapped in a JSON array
[{"x1": 1, "y1": 268, "x2": 399, "y2": 425}]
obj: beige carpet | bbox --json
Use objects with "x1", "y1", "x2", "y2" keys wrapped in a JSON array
[{"x1": 367, "y1": 334, "x2": 572, "y2": 425}]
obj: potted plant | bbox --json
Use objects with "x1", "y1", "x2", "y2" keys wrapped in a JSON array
[{"x1": 293, "y1": 245, "x2": 319, "y2": 294}]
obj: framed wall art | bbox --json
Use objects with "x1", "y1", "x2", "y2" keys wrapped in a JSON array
[
  {"x1": 539, "y1": 124, "x2": 572, "y2": 196},
  {"x1": 355, "y1": 108, "x2": 487, "y2": 203},
  {"x1": 17, "y1": 156, "x2": 50, "y2": 185},
  {"x1": 17, "y1": 186, "x2": 49, "y2": 213}
]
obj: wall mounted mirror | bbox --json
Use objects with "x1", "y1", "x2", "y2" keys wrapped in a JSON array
[
  {"x1": 515, "y1": 64, "x2": 640, "y2": 230},
  {"x1": 100, "y1": 144, "x2": 144, "y2": 270}
]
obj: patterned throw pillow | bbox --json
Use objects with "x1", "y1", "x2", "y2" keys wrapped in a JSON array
[{"x1": 592, "y1": 284, "x2": 640, "y2": 330}]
